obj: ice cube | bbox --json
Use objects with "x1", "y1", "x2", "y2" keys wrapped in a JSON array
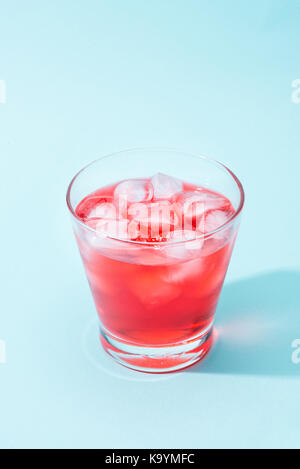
[
  {"x1": 163, "y1": 256, "x2": 205, "y2": 284},
  {"x1": 163, "y1": 238, "x2": 189, "y2": 260},
  {"x1": 147, "y1": 201, "x2": 180, "y2": 239},
  {"x1": 174, "y1": 192, "x2": 206, "y2": 230},
  {"x1": 95, "y1": 218, "x2": 128, "y2": 238},
  {"x1": 128, "y1": 201, "x2": 180, "y2": 241},
  {"x1": 151, "y1": 173, "x2": 183, "y2": 199},
  {"x1": 83, "y1": 217, "x2": 142, "y2": 262},
  {"x1": 77, "y1": 195, "x2": 116, "y2": 220},
  {"x1": 127, "y1": 202, "x2": 150, "y2": 239},
  {"x1": 201, "y1": 192, "x2": 231, "y2": 212},
  {"x1": 114, "y1": 179, "x2": 153, "y2": 204},
  {"x1": 87, "y1": 218, "x2": 137, "y2": 253},
  {"x1": 88, "y1": 199, "x2": 117, "y2": 220},
  {"x1": 131, "y1": 246, "x2": 167, "y2": 266},
  {"x1": 95, "y1": 217, "x2": 145, "y2": 242},
  {"x1": 129, "y1": 270, "x2": 180, "y2": 308},
  {"x1": 176, "y1": 190, "x2": 230, "y2": 211},
  {"x1": 200, "y1": 209, "x2": 231, "y2": 239},
  {"x1": 164, "y1": 229, "x2": 204, "y2": 260},
  {"x1": 114, "y1": 179, "x2": 154, "y2": 219}
]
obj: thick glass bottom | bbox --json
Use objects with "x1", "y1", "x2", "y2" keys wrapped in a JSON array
[{"x1": 99, "y1": 325, "x2": 214, "y2": 373}]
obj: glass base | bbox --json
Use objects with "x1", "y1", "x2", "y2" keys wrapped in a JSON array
[{"x1": 99, "y1": 326, "x2": 214, "y2": 373}]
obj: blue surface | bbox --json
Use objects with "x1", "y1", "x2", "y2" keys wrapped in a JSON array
[{"x1": 0, "y1": 0, "x2": 300, "y2": 449}]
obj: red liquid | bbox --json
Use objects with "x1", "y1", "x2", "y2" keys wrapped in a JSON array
[{"x1": 75, "y1": 179, "x2": 235, "y2": 346}]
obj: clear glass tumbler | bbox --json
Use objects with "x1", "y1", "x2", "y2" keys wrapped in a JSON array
[{"x1": 66, "y1": 149, "x2": 244, "y2": 373}]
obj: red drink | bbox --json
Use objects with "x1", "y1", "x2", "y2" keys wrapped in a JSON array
[{"x1": 73, "y1": 173, "x2": 237, "y2": 371}]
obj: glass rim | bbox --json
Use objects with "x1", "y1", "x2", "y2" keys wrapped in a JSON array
[{"x1": 66, "y1": 147, "x2": 245, "y2": 246}]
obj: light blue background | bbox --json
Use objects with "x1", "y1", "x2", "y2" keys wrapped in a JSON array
[{"x1": 0, "y1": 0, "x2": 300, "y2": 449}]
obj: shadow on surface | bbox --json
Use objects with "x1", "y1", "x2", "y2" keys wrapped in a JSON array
[{"x1": 189, "y1": 270, "x2": 300, "y2": 377}]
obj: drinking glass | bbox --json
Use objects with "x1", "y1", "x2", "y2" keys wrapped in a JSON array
[{"x1": 66, "y1": 149, "x2": 244, "y2": 373}]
